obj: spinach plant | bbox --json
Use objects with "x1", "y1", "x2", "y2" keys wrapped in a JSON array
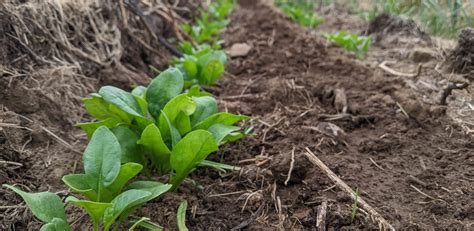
[
  {"x1": 182, "y1": 0, "x2": 234, "y2": 46},
  {"x1": 2, "y1": 185, "x2": 72, "y2": 231},
  {"x1": 4, "y1": 126, "x2": 171, "y2": 231},
  {"x1": 275, "y1": 1, "x2": 324, "y2": 27},
  {"x1": 77, "y1": 68, "x2": 249, "y2": 189},
  {"x1": 173, "y1": 44, "x2": 227, "y2": 86},
  {"x1": 325, "y1": 31, "x2": 372, "y2": 59}
]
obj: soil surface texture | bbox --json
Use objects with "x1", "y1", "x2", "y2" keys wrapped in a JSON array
[{"x1": 1, "y1": 1, "x2": 473, "y2": 230}]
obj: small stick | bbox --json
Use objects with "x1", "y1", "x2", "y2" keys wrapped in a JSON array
[
  {"x1": 0, "y1": 123, "x2": 33, "y2": 131},
  {"x1": 39, "y1": 126, "x2": 76, "y2": 153},
  {"x1": 284, "y1": 147, "x2": 296, "y2": 186},
  {"x1": 0, "y1": 205, "x2": 26, "y2": 209},
  {"x1": 208, "y1": 190, "x2": 247, "y2": 198},
  {"x1": 119, "y1": 0, "x2": 128, "y2": 27},
  {"x1": 304, "y1": 148, "x2": 395, "y2": 231},
  {"x1": 369, "y1": 158, "x2": 384, "y2": 171},
  {"x1": 410, "y1": 185, "x2": 447, "y2": 204},
  {"x1": 408, "y1": 175, "x2": 427, "y2": 187},
  {"x1": 0, "y1": 160, "x2": 23, "y2": 167},
  {"x1": 221, "y1": 94, "x2": 259, "y2": 100},
  {"x1": 379, "y1": 61, "x2": 421, "y2": 78},
  {"x1": 439, "y1": 82, "x2": 469, "y2": 105},
  {"x1": 316, "y1": 201, "x2": 327, "y2": 231},
  {"x1": 396, "y1": 102, "x2": 410, "y2": 119}
]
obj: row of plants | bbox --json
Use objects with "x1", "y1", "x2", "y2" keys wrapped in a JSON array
[
  {"x1": 3, "y1": 0, "x2": 244, "y2": 230},
  {"x1": 324, "y1": 0, "x2": 473, "y2": 38},
  {"x1": 274, "y1": 0, "x2": 372, "y2": 59}
]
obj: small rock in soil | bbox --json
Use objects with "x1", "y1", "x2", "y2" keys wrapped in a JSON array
[
  {"x1": 228, "y1": 43, "x2": 251, "y2": 57},
  {"x1": 410, "y1": 48, "x2": 437, "y2": 63}
]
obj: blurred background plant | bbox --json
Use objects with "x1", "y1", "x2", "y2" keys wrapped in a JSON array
[
  {"x1": 275, "y1": 0, "x2": 325, "y2": 27},
  {"x1": 321, "y1": 0, "x2": 474, "y2": 38}
]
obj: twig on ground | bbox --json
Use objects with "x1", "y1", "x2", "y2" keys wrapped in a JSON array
[
  {"x1": 318, "y1": 113, "x2": 375, "y2": 124},
  {"x1": 439, "y1": 82, "x2": 469, "y2": 105},
  {"x1": 284, "y1": 147, "x2": 296, "y2": 186},
  {"x1": 208, "y1": 190, "x2": 247, "y2": 198},
  {"x1": 13, "y1": 114, "x2": 81, "y2": 154},
  {"x1": 39, "y1": 125, "x2": 80, "y2": 155},
  {"x1": 241, "y1": 191, "x2": 262, "y2": 213},
  {"x1": 396, "y1": 102, "x2": 410, "y2": 118},
  {"x1": 369, "y1": 158, "x2": 384, "y2": 171},
  {"x1": 408, "y1": 175, "x2": 427, "y2": 187},
  {"x1": 0, "y1": 123, "x2": 33, "y2": 131},
  {"x1": 119, "y1": 0, "x2": 128, "y2": 27},
  {"x1": 0, "y1": 160, "x2": 23, "y2": 167},
  {"x1": 260, "y1": 117, "x2": 286, "y2": 142},
  {"x1": 410, "y1": 185, "x2": 448, "y2": 204},
  {"x1": 316, "y1": 201, "x2": 328, "y2": 231},
  {"x1": 304, "y1": 147, "x2": 395, "y2": 231},
  {"x1": 221, "y1": 94, "x2": 260, "y2": 100},
  {"x1": 0, "y1": 205, "x2": 26, "y2": 210},
  {"x1": 379, "y1": 61, "x2": 422, "y2": 78}
]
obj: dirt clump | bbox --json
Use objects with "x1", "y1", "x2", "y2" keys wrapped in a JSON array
[
  {"x1": 445, "y1": 27, "x2": 474, "y2": 75},
  {"x1": 367, "y1": 13, "x2": 431, "y2": 44}
]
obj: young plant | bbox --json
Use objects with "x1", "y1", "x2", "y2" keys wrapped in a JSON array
[
  {"x1": 325, "y1": 31, "x2": 372, "y2": 59},
  {"x1": 351, "y1": 187, "x2": 360, "y2": 223},
  {"x1": 4, "y1": 126, "x2": 172, "y2": 231},
  {"x1": 77, "y1": 67, "x2": 249, "y2": 189},
  {"x1": 182, "y1": 0, "x2": 234, "y2": 46},
  {"x1": 275, "y1": 1, "x2": 324, "y2": 27},
  {"x1": 173, "y1": 44, "x2": 227, "y2": 86},
  {"x1": 2, "y1": 185, "x2": 72, "y2": 231}
]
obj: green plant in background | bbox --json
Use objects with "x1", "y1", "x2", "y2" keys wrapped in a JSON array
[
  {"x1": 417, "y1": 0, "x2": 469, "y2": 38},
  {"x1": 76, "y1": 67, "x2": 249, "y2": 189},
  {"x1": 182, "y1": 0, "x2": 234, "y2": 47},
  {"x1": 178, "y1": 0, "x2": 235, "y2": 87},
  {"x1": 325, "y1": 31, "x2": 372, "y2": 59},
  {"x1": 328, "y1": 0, "x2": 474, "y2": 38},
  {"x1": 173, "y1": 43, "x2": 227, "y2": 86},
  {"x1": 275, "y1": 0, "x2": 324, "y2": 27},
  {"x1": 3, "y1": 127, "x2": 171, "y2": 231}
]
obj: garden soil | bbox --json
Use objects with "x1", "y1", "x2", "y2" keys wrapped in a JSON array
[{"x1": 1, "y1": 0, "x2": 473, "y2": 230}]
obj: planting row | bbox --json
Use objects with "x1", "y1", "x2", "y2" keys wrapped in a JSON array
[
  {"x1": 275, "y1": 1, "x2": 372, "y2": 59},
  {"x1": 3, "y1": 0, "x2": 245, "y2": 230}
]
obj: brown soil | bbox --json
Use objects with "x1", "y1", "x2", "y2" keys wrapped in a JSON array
[
  {"x1": 1, "y1": 0, "x2": 473, "y2": 230},
  {"x1": 445, "y1": 27, "x2": 474, "y2": 75}
]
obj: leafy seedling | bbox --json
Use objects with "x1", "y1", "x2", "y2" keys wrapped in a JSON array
[
  {"x1": 78, "y1": 67, "x2": 249, "y2": 189},
  {"x1": 182, "y1": 0, "x2": 234, "y2": 46},
  {"x1": 4, "y1": 127, "x2": 172, "y2": 231},
  {"x1": 325, "y1": 31, "x2": 372, "y2": 59},
  {"x1": 2, "y1": 184, "x2": 71, "y2": 231},
  {"x1": 61, "y1": 126, "x2": 172, "y2": 230},
  {"x1": 276, "y1": 1, "x2": 324, "y2": 27},
  {"x1": 174, "y1": 45, "x2": 227, "y2": 87}
]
